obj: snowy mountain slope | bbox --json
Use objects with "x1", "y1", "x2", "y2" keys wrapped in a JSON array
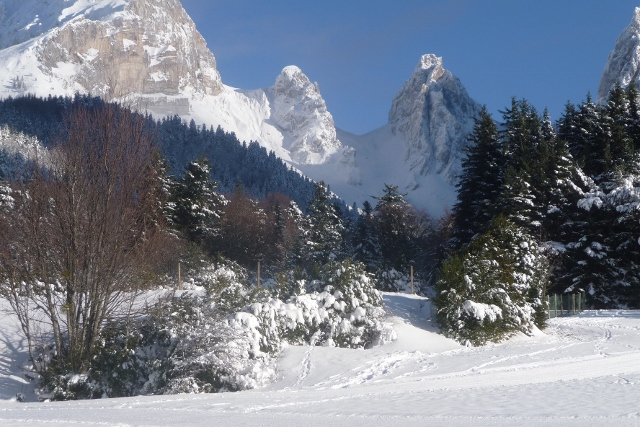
[
  {"x1": 598, "y1": 7, "x2": 640, "y2": 103},
  {"x1": 1, "y1": 294, "x2": 639, "y2": 426},
  {"x1": 0, "y1": 0, "x2": 480, "y2": 215},
  {"x1": 337, "y1": 125, "x2": 458, "y2": 215}
]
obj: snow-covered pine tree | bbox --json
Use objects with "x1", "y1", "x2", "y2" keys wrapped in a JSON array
[
  {"x1": 558, "y1": 85, "x2": 640, "y2": 308},
  {"x1": 435, "y1": 216, "x2": 549, "y2": 346},
  {"x1": 541, "y1": 108, "x2": 556, "y2": 143},
  {"x1": 572, "y1": 94, "x2": 608, "y2": 181},
  {"x1": 602, "y1": 83, "x2": 635, "y2": 174},
  {"x1": 497, "y1": 99, "x2": 546, "y2": 238},
  {"x1": 452, "y1": 107, "x2": 505, "y2": 248},
  {"x1": 305, "y1": 181, "x2": 344, "y2": 265},
  {"x1": 568, "y1": 167, "x2": 640, "y2": 308}
]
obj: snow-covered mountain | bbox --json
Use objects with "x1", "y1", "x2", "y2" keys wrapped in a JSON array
[
  {"x1": 336, "y1": 55, "x2": 481, "y2": 215},
  {"x1": 0, "y1": 0, "x2": 480, "y2": 216},
  {"x1": 598, "y1": 7, "x2": 640, "y2": 103}
]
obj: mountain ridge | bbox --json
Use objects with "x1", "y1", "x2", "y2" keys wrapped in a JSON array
[{"x1": 0, "y1": 0, "x2": 481, "y2": 216}]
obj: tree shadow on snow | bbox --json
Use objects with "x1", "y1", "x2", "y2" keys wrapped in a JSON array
[
  {"x1": 382, "y1": 293, "x2": 440, "y2": 333},
  {"x1": 0, "y1": 319, "x2": 35, "y2": 401}
]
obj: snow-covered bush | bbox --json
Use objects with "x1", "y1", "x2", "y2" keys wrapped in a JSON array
[
  {"x1": 144, "y1": 292, "x2": 276, "y2": 395},
  {"x1": 244, "y1": 260, "x2": 396, "y2": 350},
  {"x1": 435, "y1": 217, "x2": 549, "y2": 346},
  {"x1": 40, "y1": 259, "x2": 395, "y2": 400},
  {"x1": 189, "y1": 259, "x2": 266, "y2": 315},
  {"x1": 41, "y1": 261, "x2": 275, "y2": 400}
]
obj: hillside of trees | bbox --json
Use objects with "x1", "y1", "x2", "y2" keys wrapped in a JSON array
[
  {"x1": 0, "y1": 95, "x2": 317, "y2": 209},
  {"x1": 0, "y1": 98, "x2": 436, "y2": 398}
]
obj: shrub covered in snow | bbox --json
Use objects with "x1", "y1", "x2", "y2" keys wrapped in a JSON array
[
  {"x1": 435, "y1": 216, "x2": 549, "y2": 346},
  {"x1": 41, "y1": 260, "x2": 276, "y2": 400},
  {"x1": 40, "y1": 259, "x2": 395, "y2": 400},
  {"x1": 245, "y1": 260, "x2": 395, "y2": 350}
]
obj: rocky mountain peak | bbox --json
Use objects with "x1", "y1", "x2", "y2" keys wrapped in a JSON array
[
  {"x1": 274, "y1": 65, "x2": 322, "y2": 102},
  {"x1": 597, "y1": 7, "x2": 640, "y2": 103},
  {"x1": 633, "y1": 6, "x2": 640, "y2": 29},
  {"x1": 388, "y1": 54, "x2": 481, "y2": 181},
  {"x1": 416, "y1": 53, "x2": 446, "y2": 83},
  {"x1": 269, "y1": 66, "x2": 343, "y2": 165}
]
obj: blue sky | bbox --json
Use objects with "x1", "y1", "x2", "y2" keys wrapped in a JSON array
[{"x1": 180, "y1": 1, "x2": 640, "y2": 135}]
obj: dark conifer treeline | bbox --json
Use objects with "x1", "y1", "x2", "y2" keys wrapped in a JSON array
[{"x1": 0, "y1": 95, "x2": 316, "y2": 209}]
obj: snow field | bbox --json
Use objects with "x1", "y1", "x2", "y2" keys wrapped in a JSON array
[{"x1": 1, "y1": 294, "x2": 639, "y2": 426}]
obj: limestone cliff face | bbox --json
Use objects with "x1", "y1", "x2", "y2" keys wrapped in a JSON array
[{"x1": 2, "y1": 0, "x2": 222, "y2": 106}]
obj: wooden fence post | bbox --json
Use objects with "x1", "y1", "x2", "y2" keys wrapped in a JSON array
[
  {"x1": 573, "y1": 293, "x2": 576, "y2": 315},
  {"x1": 178, "y1": 261, "x2": 182, "y2": 291},
  {"x1": 410, "y1": 265, "x2": 414, "y2": 295},
  {"x1": 578, "y1": 292, "x2": 582, "y2": 312},
  {"x1": 547, "y1": 294, "x2": 551, "y2": 319}
]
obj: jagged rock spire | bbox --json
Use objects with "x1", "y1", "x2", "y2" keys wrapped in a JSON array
[{"x1": 597, "y1": 7, "x2": 640, "y2": 103}]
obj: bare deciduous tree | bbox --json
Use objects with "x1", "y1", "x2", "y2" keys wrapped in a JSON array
[{"x1": 0, "y1": 103, "x2": 172, "y2": 373}]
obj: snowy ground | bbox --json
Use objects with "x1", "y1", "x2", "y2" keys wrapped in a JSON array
[{"x1": 1, "y1": 294, "x2": 639, "y2": 426}]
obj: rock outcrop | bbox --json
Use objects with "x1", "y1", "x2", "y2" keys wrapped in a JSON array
[{"x1": 269, "y1": 66, "x2": 342, "y2": 165}]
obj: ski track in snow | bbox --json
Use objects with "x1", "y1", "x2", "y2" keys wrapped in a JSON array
[{"x1": 0, "y1": 296, "x2": 639, "y2": 426}]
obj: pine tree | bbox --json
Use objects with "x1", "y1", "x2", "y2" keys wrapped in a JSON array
[
  {"x1": 557, "y1": 102, "x2": 579, "y2": 149},
  {"x1": 565, "y1": 167, "x2": 640, "y2": 308},
  {"x1": 541, "y1": 108, "x2": 556, "y2": 143},
  {"x1": 171, "y1": 156, "x2": 225, "y2": 246},
  {"x1": 452, "y1": 107, "x2": 505, "y2": 248},
  {"x1": 436, "y1": 216, "x2": 548, "y2": 346},
  {"x1": 496, "y1": 99, "x2": 545, "y2": 237},
  {"x1": 625, "y1": 82, "x2": 640, "y2": 151},
  {"x1": 305, "y1": 181, "x2": 344, "y2": 265},
  {"x1": 603, "y1": 83, "x2": 634, "y2": 174},
  {"x1": 543, "y1": 138, "x2": 588, "y2": 241},
  {"x1": 373, "y1": 184, "x2": 421, "y2": 271},
  {"x1": 574, "y1": 95, "x2": 607, "y2": 181}
]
